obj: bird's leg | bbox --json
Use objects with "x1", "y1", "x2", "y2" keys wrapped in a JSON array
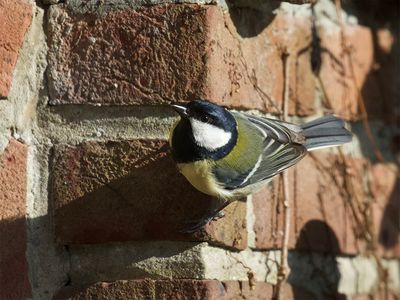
[
  {"x1": 180, "y1": 217, "x2": 214, "y2": 233},
  {"x1": 180, "y1": 200, "x2": 231, "y2": 233},
  {"x1": 210, "y1": 200, "x2": 230, "y2": 219}
]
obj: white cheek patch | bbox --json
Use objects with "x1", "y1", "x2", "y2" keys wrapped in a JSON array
[{"x1": 190, "y1": 118, "x2": 232, "y2": 151}]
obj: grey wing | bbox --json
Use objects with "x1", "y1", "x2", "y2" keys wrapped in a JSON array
[
  {"x1": 240, "y1": 142, "x2": 306, "y2": 188},
  {"x1": 222, "y1": 113, "x2": 307, "y2": 190},
  {"x1": 240, "y1": 113, "x2": 306, "y2": 144}
]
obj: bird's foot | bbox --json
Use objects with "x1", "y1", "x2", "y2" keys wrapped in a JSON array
[
  {"x1": 212, "y1": 211, "x2": 225, "y2": 221},
  {"x1": 180, "y1": 216, "x2": 213, "y2": 233},
  {"x1": 180, "y1": 210, "x2": 225, "y2": 233}
]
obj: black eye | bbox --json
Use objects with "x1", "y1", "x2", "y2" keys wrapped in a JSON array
[{"x1": 200, "y1": 115, "x2": 210, "y2": 123}]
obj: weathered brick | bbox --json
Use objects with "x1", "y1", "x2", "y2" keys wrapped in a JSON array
[
  {"x1": 372, "y1": 28, "x2": 400, "y2": 124},
  {"x1": 53, "y1": 279, "x2": 154, "y2": 300},
  {"x1": 253, "y1": 153, "x2": 400, "y2": 257},
  {"x1": 47, "y1": 5, "x2": 210, "y2": 106},
  {"x1": 52, "y1": 140, "x2": 246, "y2": 249},
  {"x1": 0, "y1": 0, "x2": 32, "y2": 98},
  {"x1": 319, "y1": 25, "x2": 375, "y2": 121},
  {"x1": 46, "y1": 3, "x2": 399, "y2": 121},
  {"x1": 47, "y1": 4, "x2": 316, "y2": 115},
  {"x1": 221, "y1": 281, "x2": 314, "y2": 299},
  {"x1": 53, "y1": 279, "x2": 309, "y2": 300},
  {"x1": 0, "y1": 139, "x2": 31, "y2": 299},
  {"x1": 351, "y1": 291, "x2": 400, "y2": 300},
  {"x1": 252, "y1": 152, "x2": 398, "y2": 255},
  {"x1": 207, "y1": 8, "x2": 316, "y2": 115},
  {"x1": 336, "y1": 3, "x2": 400, "y2": 124},
  {"x1": 370, "y1": 163, "x2": 400, "y2": 257},
  {"x1": 275, "y1": 13, "x2": 316, "y2": 116},
  {"x1": 154, "y1": 280, "x2": 226, "y2": 299}
]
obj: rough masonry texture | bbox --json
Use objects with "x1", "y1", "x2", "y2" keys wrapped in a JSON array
[
  {"x1": 253, "y1": 152, "x2": 400, "y2": 257},
  {"x1": 47, "y1": 3, "x2": 318, "y2": 116},
  {"x1": 46, "y1": 1, "x2": 400, "y2": 122},
  {"x1": 52, "y1": 139, "x2": 247, "y2": 249},
  {"x1": 0, "y1": 0, "x2": 32, "y2": 98},
  {"x1": 53, "y1": 279, "x2": 315, "y2": 299},
  {"x1": 0, "y1": 0, "x2": 399, "y2": 299},
  {"x1": 0, "y1": 139, "x2": 31, "y2": 299}
]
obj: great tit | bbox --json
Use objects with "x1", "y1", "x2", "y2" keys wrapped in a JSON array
[{"x1": 170, "y1": 99, "x2": 352, "y2": 200}]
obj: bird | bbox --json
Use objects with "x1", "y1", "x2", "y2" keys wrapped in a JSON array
[{"x1": 169, "y1": 99, "x2": 352, "y2": 231}]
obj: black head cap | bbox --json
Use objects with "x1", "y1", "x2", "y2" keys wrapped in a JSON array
[{"x1": 185, "y1": 100, "x2": 237, "y2": 133}]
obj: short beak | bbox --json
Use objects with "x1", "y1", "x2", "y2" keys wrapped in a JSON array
[{"x1": 171, "y1": 104, "x2": 188, "y2": 119}]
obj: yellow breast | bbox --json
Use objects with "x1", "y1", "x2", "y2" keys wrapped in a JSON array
[{"x1": 177, "y1": 160, "x2": 230, "y2": 198}]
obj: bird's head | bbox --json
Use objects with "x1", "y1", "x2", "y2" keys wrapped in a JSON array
[{"x1": 172, "y1": 100, "x2": 237, "y2": 152}]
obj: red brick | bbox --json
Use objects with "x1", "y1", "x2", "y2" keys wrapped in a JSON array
[
  {"x1": 253, "y1": 153, "x2": 400, "y2": 257},
  {"x1": 47, "y1": 4, "x2": 316, "y2": 115},
  {"x1": 206, "y1": 9, "x2": 315, "y2": 115},
  {"x1": 155, "y1": 280, "x2": 226, "y2": 299},
  {"x1": 204, "y1": 7, "x2": 285, "y2": 113},
  {"x1": 0, "y1": 139, "x2": 31, "y2": 299},
  {"x1": 200, "y1": 200, "x2": 247, "y2": 250},
  {"x1": 371, "y1": 28, "x2": 400, "y2": 124},
  {"x1": 53, "y1": 279, "x2": 155, "y2": 300},
  {"x1": 272, "y1": 13, "x2": 316, "y2": 116},
  {"x1": 319, "y1": 25, "x2": 375, "y2": 121},
  {"x1": 351, "y1": 291, "x2": 400, "y2": 300},
  {"x1": 47, "y1": 5, "x2": 210, "y2": 106},
  {"x1": 253, "y1": 152, "x2": 381, "y2": 255},
  {"x1": 53, "y1": 279, "x2": 310, "y2": 300},
  {"x1": 52, "y1": 140, "x2": 246, "y2": 249},
  {"x1": 221, "y1": 281, "x2": 314, "y2": 300},
  {"x1": 0, "y1": 0, "x2": 32, "y2": 98},
  {"x1": 370, "y1": 163, "x2": 400, "y2": 257}
]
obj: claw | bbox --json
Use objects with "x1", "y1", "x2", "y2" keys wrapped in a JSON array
[
  {"x1": 212, "y1": 211, "x2": 225, "y2": 221},
  {"x1": 179, "y1": 201, "x2": 231, "y2": 233}
]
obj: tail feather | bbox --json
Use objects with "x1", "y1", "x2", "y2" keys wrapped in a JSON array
[
  {"x1": 301, "y1": 115, "x2": 352, "y2": 151},
  {"x1": 301, "y1": 115, "x2": 344, "y2": 130}
]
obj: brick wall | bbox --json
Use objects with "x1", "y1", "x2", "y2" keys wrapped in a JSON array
[{"x1": 0, "y1": 0, "x2": 399, "y2": 299}]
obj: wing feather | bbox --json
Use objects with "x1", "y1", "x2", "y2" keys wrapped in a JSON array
[{"x1": 213, "y1": 113, "x2": 307, "y2": 191}]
